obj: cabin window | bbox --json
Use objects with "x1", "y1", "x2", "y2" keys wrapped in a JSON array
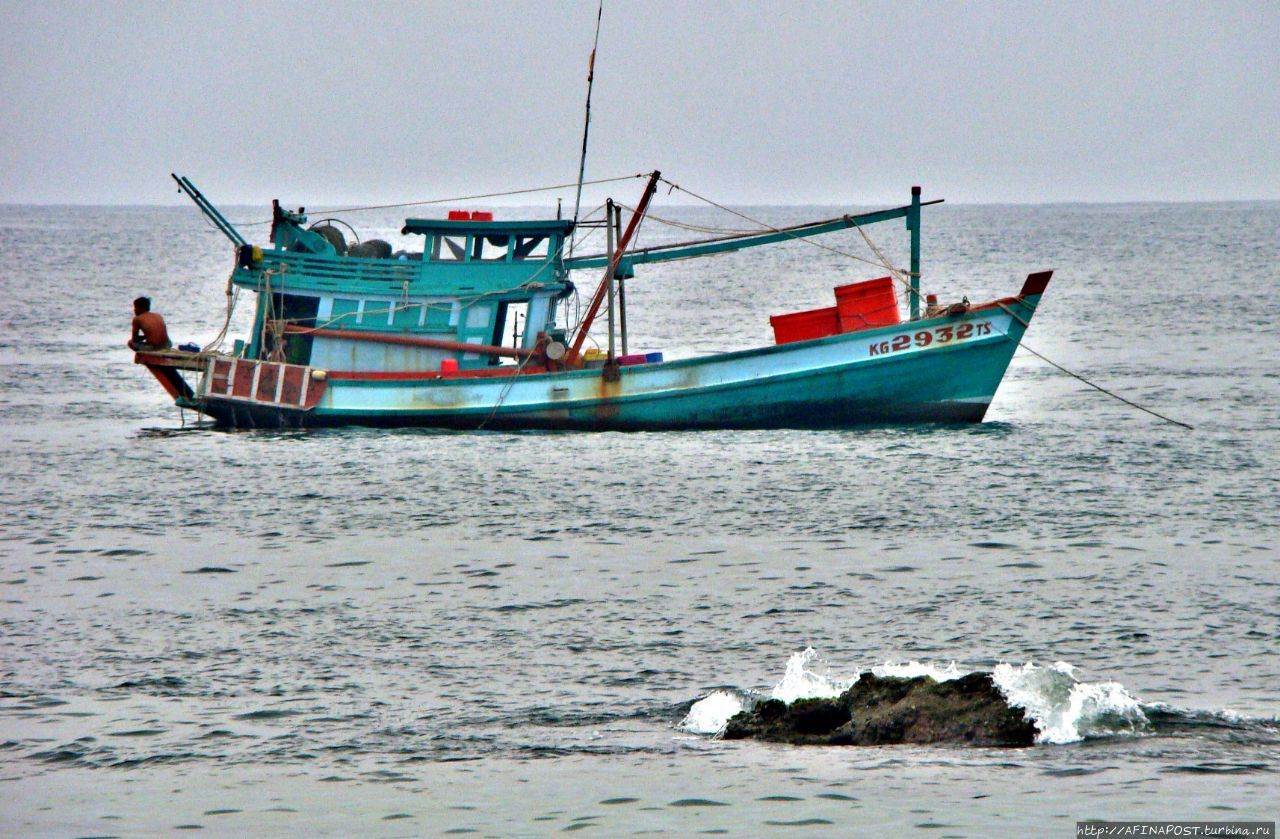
[
  {"x1": 366, "y1": 300, "x2": 396, "y2": 326},
  {"x1": 393, "y1": 303, "x2": 423, "y2": 329},
  {"x1": 432, "y1": 234, "x2": 468, "y2": 261},
  {"x1": 464, "y1": 303, "x2": 492, "y2": 329},
  {"x1": 424, "y1": 302, "x2": 453, "y2": 331},
  {"x1": 474, "y1": 234, "x2": 511, "y2": 262},
  {"x1": 514, "y1": 235, "x2": 550, "y2": 261},
  {"x1": 330, "y1": 298, "x2": 360, "y2": 327}
]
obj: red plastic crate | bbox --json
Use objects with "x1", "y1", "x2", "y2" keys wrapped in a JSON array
[
  {"x1": 447, "y1": 210, "x2": 471, "y2": 220},
  {"x1": 834, "y1": 276, "x2": 899, "y2": 332},
  {"x1": 616, "y1": 353, "x2": 649, "y2": 366},
  {"x1": 769, "y1": 306, "x2": 840, "y2": 345}
]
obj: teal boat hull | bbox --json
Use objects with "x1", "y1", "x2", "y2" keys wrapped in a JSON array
[{"x1": 185, "y1": 286, "x2": 1046, "y2": 431}]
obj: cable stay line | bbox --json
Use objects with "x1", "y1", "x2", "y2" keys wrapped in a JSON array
[{"x1": 227, "y1": 173, "x2": 647, "y2": 226}]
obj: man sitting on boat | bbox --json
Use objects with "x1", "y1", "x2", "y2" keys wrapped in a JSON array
[{"x1": 127, "y1": 296, "x2": 171, "y2": 351}]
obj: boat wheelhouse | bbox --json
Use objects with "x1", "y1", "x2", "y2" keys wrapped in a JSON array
[{"x1": 248, "y1": 203, "x2": 575, "y2": 376}]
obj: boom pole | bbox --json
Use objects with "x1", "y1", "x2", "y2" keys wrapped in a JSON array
[
  {"x1": 171, "y1": 174, "x2": 247, "y2": 247},
  {"x1": 564, "y1": 199, "x2": 944, "y2": 270}
]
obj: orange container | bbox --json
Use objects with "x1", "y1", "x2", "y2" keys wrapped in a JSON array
[
  {"x1": 769, "y1": 306, "x2": 841, "y2": 345},
  {"x1": 834, "y1": 276, "x2": 900, "y2": 332}
]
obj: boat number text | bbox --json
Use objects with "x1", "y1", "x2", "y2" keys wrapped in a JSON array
[{"x1": 868, "y1": 321, "x2": 992, "y2": 357}]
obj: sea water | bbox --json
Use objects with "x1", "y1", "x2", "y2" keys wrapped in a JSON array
[{"x1": 0, "y1": 200, "x2": 1277, "y2": 835}]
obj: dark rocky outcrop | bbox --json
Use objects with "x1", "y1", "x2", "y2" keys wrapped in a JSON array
[{"x1": 722, "y1": 672, "x2": 1037, "y2": 747}]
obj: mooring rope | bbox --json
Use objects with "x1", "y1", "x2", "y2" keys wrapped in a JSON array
[
  {"x1": 995, "y1": 302, "x2": 1193, "y2": 430},
  {"x1": 476, "y1": 346, "x2": 538, "y2": 431}
]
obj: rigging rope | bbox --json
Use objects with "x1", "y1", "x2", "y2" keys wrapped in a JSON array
[
  {"x1": 994, "y1": 302, "x2": 1193, "y2": 430},
  {"x1": 201, "y1": 269, "x2": 243, "y2": 353},
  {"x1": 476, "y1": 345, "x2": 538, "y2": 431},
  {"x1": 567, "y1": 201, "x2": 608, "y2": 258},
  {"x1": 654, "y1": 177, "x2": 920, "y2": 301},
  {"x1": 229, "y1": 174, "x2": 647, "y2": 226},
  {"x1": 612, "y1": 202, "x2": 761, "y2": 236}
]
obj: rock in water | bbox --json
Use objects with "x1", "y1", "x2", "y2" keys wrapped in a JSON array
[{"x1": 722, "y1": 672, "x2": 1037, "y2": 747}]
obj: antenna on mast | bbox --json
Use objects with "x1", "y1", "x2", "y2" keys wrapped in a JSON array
[{"x1": 569, "y1": 0, "x2": 603, "y2": 258}]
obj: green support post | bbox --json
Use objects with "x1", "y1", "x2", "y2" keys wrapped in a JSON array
[{"x1": 908, "y1": 185, "x2": 921, "y2": 321}]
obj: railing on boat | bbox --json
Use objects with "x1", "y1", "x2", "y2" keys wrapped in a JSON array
[{"x1": 238, "y1": 250, "x2": 421, "y2": 291}]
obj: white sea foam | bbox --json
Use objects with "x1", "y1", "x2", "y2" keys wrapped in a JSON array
[
  {"x1": 992, "y1": 661, "x2": 1147, "y2": 744},
  {"x1": 871, "y1": 660, "x2": 966, "y2": 682},
  {"x1": 679, "y1": 690, "x2": 746, "y2": 735},
  {"x1": 769, "y1": 647, "x2": 852, "y2": 703}
]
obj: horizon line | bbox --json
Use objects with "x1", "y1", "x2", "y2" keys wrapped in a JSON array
[{"x1": 2, "y1": 197, "x2": 1278, "y2": 211}]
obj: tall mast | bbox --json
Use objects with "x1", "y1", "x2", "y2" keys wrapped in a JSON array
[
  {"x1": 569, "y1": 0, "x2": 604, "y2": 257},
  {"x1": 908, "y1": 185, "x2": 922, "y2": 320},
  {"x1": 568, "y1": 171, "x2": 660, "y2": 365},
  {"x1": 605, "y1": 198, "x2": 616, "y2": 361}
]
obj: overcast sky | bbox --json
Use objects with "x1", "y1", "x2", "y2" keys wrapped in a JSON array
[{"x1": 1, "y1": 0, "x2": 1276, "y2": 207}]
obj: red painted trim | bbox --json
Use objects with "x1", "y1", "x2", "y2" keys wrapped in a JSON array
[
  {"x1": 929, "y1": 272, "x2": 1052, "y2": 318},
  {"x1": 1019, "y1": 270, "x2": 1053, "y2": 297},
  {"x1": 144, "y1": 365, "x2": 185, "y2": 399},
  {"x1": 967, "y1": 295, "x2": 1022, "y2": 314}
]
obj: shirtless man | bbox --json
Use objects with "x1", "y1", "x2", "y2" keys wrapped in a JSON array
[{"x1": 128, "y1": 296, "x2": 171, "y2": 351}]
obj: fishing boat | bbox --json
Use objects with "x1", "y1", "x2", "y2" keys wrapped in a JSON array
[{"x1": 133, "y1": 171, "x2": 1051, "y2": 430}]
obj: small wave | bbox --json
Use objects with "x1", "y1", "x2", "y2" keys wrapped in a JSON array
[
  {"x1": 770, "y1": 647, "x2": 851, "y2": 703},
  {"x1": 991, "y1": 661, "x2": 1147, "y2": 744},
  {"x1": 233, "y1": 709, "x2": 303, "y2": 721},
  {"x1": 679, "y1": 690, "x2": 745, "y2": 735},
  {"x1": 1141, "y1": 704, "x2": 1280, "y2": 740},
  {"x1": 1162, "y1": 762, "x2": 1273, "y2": 775},
  {"x1": 493, "y1": 598, "x2": 586, "y2": 612},
  {"x1": 115, "y1": 676, "x2": 187, "y2": 692}
]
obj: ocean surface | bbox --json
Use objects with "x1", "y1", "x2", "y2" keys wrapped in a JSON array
[{"x1": 1, "y1": 197, "x2": 1277, "y2": 836}]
